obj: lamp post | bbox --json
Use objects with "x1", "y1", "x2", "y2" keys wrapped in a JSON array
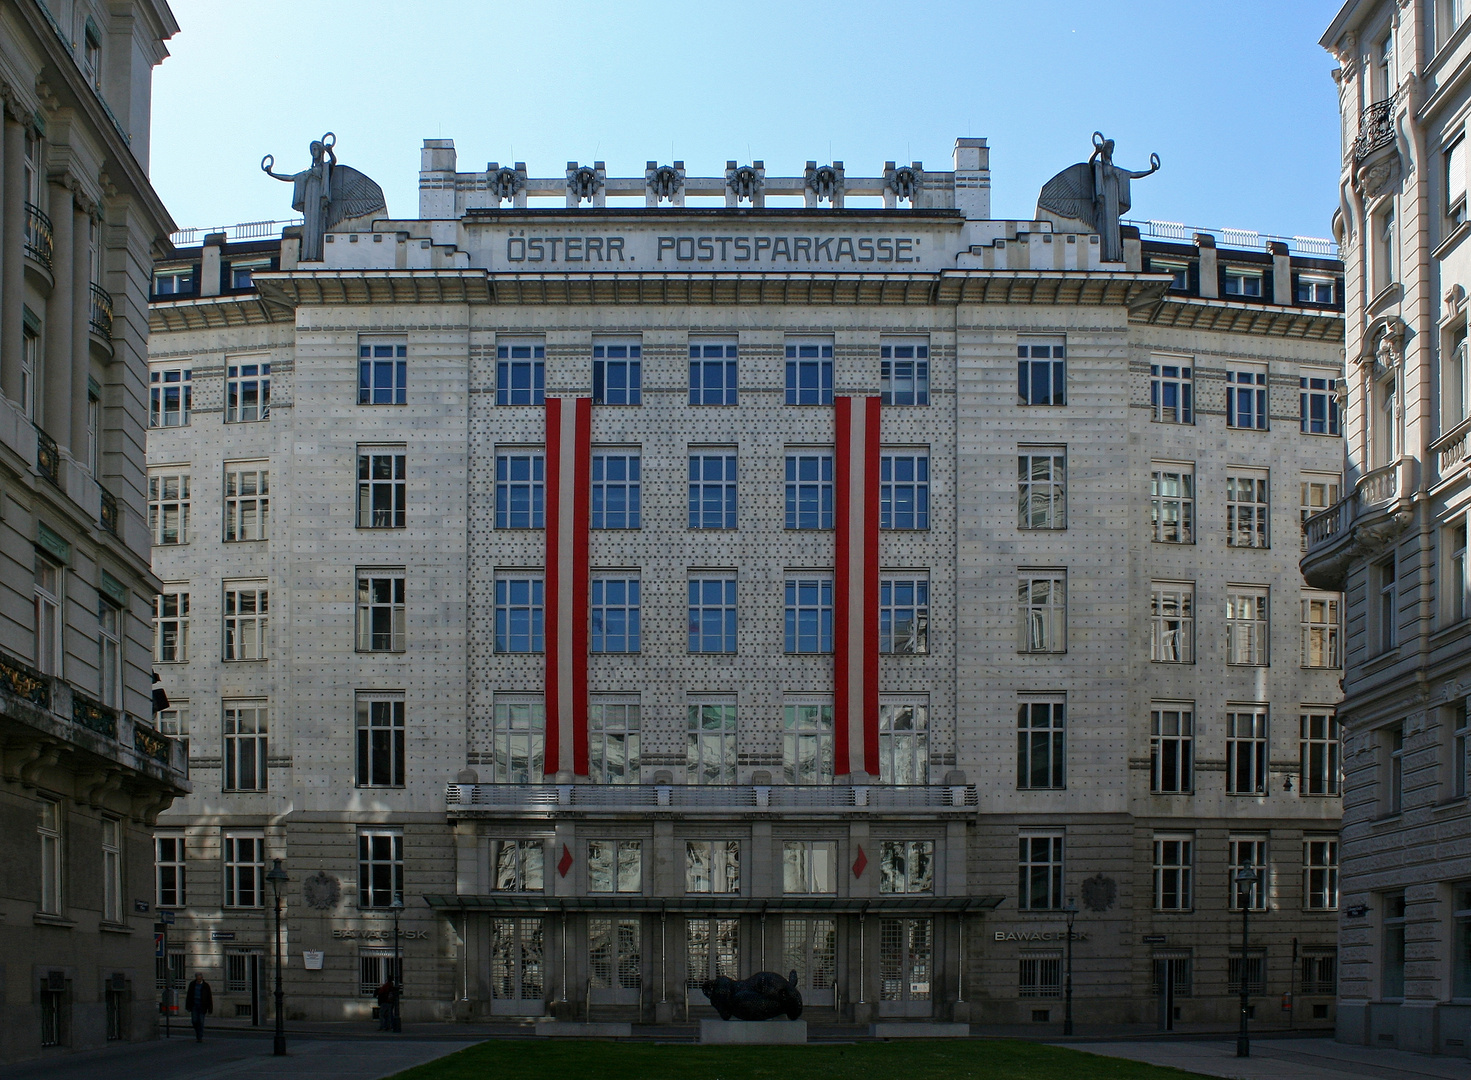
[
  {"x1": 1234, "y1": 865, "x2": 1260, "y2": 1059},
  {"x1": 1063, "y1": 897, "x2": 1078, "y2": 1036},
  {"x1": 265, "y1": 859, "x2": 289, "y2": 1056},
  {"x1": 391, "y1": 893, "x2": 404, "y2": 1033}
]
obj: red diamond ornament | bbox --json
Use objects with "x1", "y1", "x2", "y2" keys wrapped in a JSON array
[
  {"x1": 852, "y1": 846, "x2": 867, "y2": 879},
  {"x1": 557, "y1": 843, "x2": 573, "y2": 878}
]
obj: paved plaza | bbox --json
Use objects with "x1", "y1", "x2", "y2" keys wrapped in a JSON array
[{"x1": 1071, "y1": 1037, "x2": 1470, "y2": 1080}]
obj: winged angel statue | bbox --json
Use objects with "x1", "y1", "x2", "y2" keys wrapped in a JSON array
[
  {"x1": 262, "y1": 133, "x2": 386, "y2": 261},
  {"x1": 1036, "y1": 132, "x2": 1159, "y2": 263}
]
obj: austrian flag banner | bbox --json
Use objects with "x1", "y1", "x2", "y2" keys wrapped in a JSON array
[
  {"x1": 544, "y1": 397, "x2": 592, "y2": 777},
  {"x1": 834, "y1": 396, "x2": 881, "y2": 779}
]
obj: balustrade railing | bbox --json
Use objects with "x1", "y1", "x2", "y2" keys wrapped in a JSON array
[
  {"x1": 89, "y1": 282, "x2": 113, "y2": 341},
  {"x1": 24, "y1": 202, "x2": 53, "y2": 269},
  {"x1": 34, "y1": 426, "x2": 60, "y2": 486},
  {"x1": 1354, "y1": 95, "x2": 1398, "y2": 161},
  {"x1": 1355, "y1": 460, "x2": 1401, "y2": 508},
  {"x1": 99, "y1": 487, "x2": 118, "y2": 536},
  {"x1": 446, "y1": 782, "x2": 976, "y2": 810}
]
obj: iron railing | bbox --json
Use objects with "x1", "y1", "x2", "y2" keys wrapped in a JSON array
[
  {"x1": 133, "y1": 720, "x2": 171, "y2": 764},
  {"x1": 89, "y1": 282, "x2": 113, "y2": 341},
  {"x1": 169, "y1": 218, "x2": 302, "y2": 247},
  {"x1": 1354, "y1": 95, "x2": 1397, "y2": 161},
  {"x1": 446, "y1": 782, "x2": 978, "y2": 811},
  {"x1": 24, "y1": 202, "x2": 53, "y2": 269},
  {"x1": 1123, "y1": 218, "x2": 1337, "y2": 259},
  {"x1": 73, "y1": 692, "x2": 118, "y2": 739},
  {"x1": 99, "y1": 487, "x2": 118, "y2": 536},
  {"x1": 34, "y1": 426, "x2": 60, "y2": 486}
]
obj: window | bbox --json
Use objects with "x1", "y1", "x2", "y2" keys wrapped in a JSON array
[
  {"x1": 785, "y1": 576, "x2": 833, "y2": 653},
  {"x1": 358, "y1": 341, "x2": 406, "y2": 405},
  {"x1": 1017, "y1": 337, "x2": 1066, "y2": 405},
  {"x1": 1226, "y1": 708, "x2": 1269, "y2": 795},
  {"x1": 590, "y1": 577, "x2": 640, "y2": 653},
  {"x1": 149, "y1": 472, "x2": 190, "y2": 545},
  {"x1": 155, "y1": 836, "x2": 185, "y2": 908},
  {"x1": 157, "y1": 701, "x2": 190, "y2": 741},
  {"x1": 1153, "y1": 835, "x2": 1194, "y2": 909},
  {"x1": 689, "y1": 340, "x2": 738, "y2": 405},
  {"x1": 588, "y1": 840, "x2": 642, "y2": 893},
  {"x1": 494, "y1": 576, "x2": 544, "y2": 653},
  {"x1": 1151, "y1": 703, "x2": 1194, "y2": 794},
  {"x1": 153, "y1": 268, "x2": 194, "y2": 297},
  {"x1": 101, "y1": 817, "x2": 122, "y2": 922},
  {"x1": 1226, "y1": 588, "x2": 1269, "y2": 666},
  {"x1": 98, "y1": 601, "x2": 122, "y2": 710},
  {"x1": 1449, "y1": 136, "x2": 1467, "y2": 226},
  {"x1": 1375, "y1": 556, "x2": 1398, "y2": 653},
  {"x1": 356, "y1": 570, "x2": 406, "y2": 652},
  {"x1": 224, "y1": 464, "x2": 269, "y2": 542},
  {"x1": 1018, "y1": 834, "x2": 1064, "y2": 910},
  {"x1": 491, "y1": 839, "x2": 545, "y2": 892},
  {"x1": 881, "y1": 340, "x2": 929, "y2": 406},
  {"x1": 1375, "y1": 373, "x2": 1401, "y2": 467},
  {"x1": 783, "y1": 700, "x2": 834, "y2": 785},
  {"x1": 785, "y1": 451, "x2": 834, "y2": 529},
  {"x1": 1304, "y1": 839, "x2": 1339, "y2": 910},
  {"x1": 1301, "y1": 948, "x2": 1338, "y2": 996},
  {"x1": 1383, "y1": 893, "x2": 1408, "y2": 998},
  {"x1": 785, "y1": 340, "x2": 833, "y2": 404},
  {"x1": 154, "y1": 589, "x2": 189, "y2": 662},
  {"x1": 1302, "y1": 593, "x2": 1341, "y2": 668},
  {"x1": 783, "y1": 841, "x2": 837, "y2": 894},
  {"x1": 86, "y1": 391, "x2": 99, "y2": 476},
  {"x1": 1150, "y1": 360, "x2": 1193, "y2": 423},
  {"x1": 878, "y1": 700, "x2": 929, "y2": 784},
  {"x1": 1151, "y1": 952, "x2": 1194, "y2": 998},
  {"x1": 21, "y1": 321, "x2": 38, "y2": 420},
  {"x1": 1227, "y1": 948, "x2": 1267, "y2": 993},
  {"x1": 1017, "y1": 699, "x2": 1066, "y2": 790},
  {"x1": 592, "y1": 453, "x2": 640, "y2": 529},
  {"x1": 225, "y1": 362, "x2": 270, "y2": 423},
  {"x1": 688, "y1": 576, "x2": 736, "y2": 653},
  {"x1": 686, "y1": 840, "x2": 740, "y2": 893},
  {"x1": 1223, "y1": 268, "x2": 1263, "y2": 297},
  {"x1": 230, "y1": 260, "x2": 270, "y2": 290},
  {"x1": 881, "y1": 452, "x2": 929, "y2": 530},
  {"x1": 358, "y1": 949, "x2": 401, "y2": 997},
  {"x1": 1018, "y1": 447, "x2": 1066, "y2": 529},
  {"x1": 879, "y1": 840, "x2": 934, "y2": 894},
  {"x1": 82, "y1": 22, "x2": 102, "y2": 86},
  {"x1": 1387, "y1": 723, "x2": 1406, "y2": 814},
  {"x1": 38, "y1": 796, "x2": 62, "y2": 914},
  {"x1": 1018, "y1": 571, "x2": 1066, "y2": 653},
  {"x1": 223, "y1": 583, "x2": 269, "y2": 661},
  {"x1": 223, "y1": 700, "x2": 268, "y2": 791},
  {"x1": 1300, "y1": 375, "x2": 1341, "y2": 434},
  {"x1": 1296, "y1": 275, "x2": 1337, "y2": 305},
  {"x1": 1454, "y1": 702, "x2": 1470, "y2": 800},
  {"x1": 1226, "y1": 473, "x2": 1269, "y2": 548},
  {"x1": 496, "y1": 341, "x2": 545, "y2": 405},
  {"x1": 1226, "y1": 367, "x2": 1268, "y2": 430},
  {"x1": 589, "y1": 699, "x2": 640, "y2": 784},
  {"x1": 1019, "y1": 953, "x2": 1063, "y2": 998},
  {"x1": 689, "y1": 451, "x2": 737, "y2": 529},
  {"x1": 688, "y1": 701, "x2": 737, "y2": 785},
  {"x1": 149, "y1": 368, "x2": 191, "y2": 428},
  {"x1": 1151, "y1": 259, "x2": 1189, "y2": 289},
  {"x1": 34, "y1": 556, "x2": 61, "y2": 677},
  {"x1": 223, "y1": 834, "x2": 264, "y2": 907},
  {"x1": 1150, "y1": 582, "x2": 1194, "y2": 663},
  {"x1": 495, "y1": 452, "x2": 545, "y2": 529},
  {"x1": 358, "y1": 831, "x2": 404, "y2": 907},
  {"x1": 224, "y1": 948, "x2": 260, "y2": 994},
  {"x1": 1375, "y1": 204, "x2": 1400, "y2": 293},
  {"x1": 879, "y1": 575, "x2": 928, "y2": 654},
  {"x1": 492, "y1": 697, "x2": 544, "y2": 783},
  {"x1": 1301, "y1": 475, "x2": 1341, "y2": 550},
  {"x1": 1450, "y1": 521, "x2": 1469, "y2": 624},
  {"x1": 1300, "y1": 710, "x2": 1343, "y2": 796},
  {"x1": 356, "y1": 693, "x2": 405, "y2": 788},
  {"x1": 1453, "y1": 882, "x2": 1471, "y2": 998},
  {"x1": 592, "y1": 341, "x2": 642, "y2": 405},
  {"x1": 1151, "y1": 464, "x2": 1194, "y2": 543},
  {"x1": 358, "y1": 450, "x2": 406, "y2": 528}
]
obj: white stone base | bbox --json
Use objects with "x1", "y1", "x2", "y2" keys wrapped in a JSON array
[
  {"x1": 536, "y1": 1021, "x2": 632, "y2": 1037},
  {"x1": 870, "y1": 1022, "x2": 971, "y2": 1038},
  {"x1": 699, "y1": 1018, "x2": 808, "y2": 1044}
]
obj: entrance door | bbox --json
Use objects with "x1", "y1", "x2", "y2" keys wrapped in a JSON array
[
  {"x1": 686, "y1": 917, "x2": 739, "y2": 992},
  {"x1": 588, "y1": 917, "x2": 641, "y2": 1005},
  {"x1": 490, "y1": 917, "x2": 545, "y2": 1014},
  {"x1": 878, "y1": 917, "x2": 933, "y2": 1017},
  {"x1": 782, "y1": 917, "x2": 836, "y2": 1006}
]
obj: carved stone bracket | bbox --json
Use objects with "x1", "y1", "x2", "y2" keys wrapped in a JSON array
[{"x1": 1360, "y1": 315, "x2": 1407, "y2": 374}]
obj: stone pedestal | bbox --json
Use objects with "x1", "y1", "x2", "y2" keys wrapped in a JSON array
[
  {"x1": 654, "y1": 1001, "x2": 676, "y2": 1024},
  {"x1": 699, "y1": 1018, "x2": 808, "y2": 1044},
  {"x1": 870, "y1": 1022, "x2": 971, "y2": 1038},
  {"x1": 537, "y1": 1021, "x2": 632, "y2": 1037}
]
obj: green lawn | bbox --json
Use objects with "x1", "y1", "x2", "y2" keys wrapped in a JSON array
[{"x1": 386, "y1": 1038, "x2": 1212, "y2": 1080}]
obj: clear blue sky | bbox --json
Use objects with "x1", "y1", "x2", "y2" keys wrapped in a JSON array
[{"x1": 152, "y1": 1, "x2": 1345, "y2": 238}]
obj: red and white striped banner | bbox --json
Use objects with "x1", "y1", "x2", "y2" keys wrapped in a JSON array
[
  {"x1": 834, "y1": 396, "x2": 881, "y2": 779},
  {"x1": 544, "y1": 397, "x2": 592, "y2": 777}
]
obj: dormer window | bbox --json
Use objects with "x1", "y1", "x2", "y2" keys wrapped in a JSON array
[
  {"x1": 1296, "y1": 275, "x2": 1336, "y2": 305},
  {"x1": 1150, "y1": 260, "x2": 1189, "y2": 290},
  {"x1": 1223, "y1": 269, "x2": 1262, "y2": 297},
  {"x1": 82, "y1": 23, "x2": 101, "y2": 89},
  {"x1": 154, "y1": 268, "x2": 195, "y2": 297},
  {"x1": 230, "y1": 260, "x2": 272, "y2": 290}
]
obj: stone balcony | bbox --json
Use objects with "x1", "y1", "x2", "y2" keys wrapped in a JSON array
[
  {"x1": 1301, "y1": 455, "x2": 1416, "y2": 590},
  {"x1": 446, "y1": 782, "x2": 978, "y2": 817}
]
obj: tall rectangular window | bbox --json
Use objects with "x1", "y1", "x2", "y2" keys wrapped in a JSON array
[
  {"x1": 155, "y1": 836, "x2": 185, "y2": 908},
  {"x1": 494, "y1": 575, "x2": 544, "y2": 653},
  {"x1": 149, "y1": 472, "x2": 190, "y2": 545},
  {"x1": 356, "y1": 693, "x2": 405, "y2": 788},
  {"x1": 1450, "y1": 520, "x2": 1469, "y2": 624},
  {"x1": 223, "y1": 834, "x2": 264, "y2": 908},
  {"x1": 783, "y1": 841, "x2": 837, "y2": 894},
  {"x1": 1383, "y1": 894, "x2": 1407, "y2": 998},
  {"x1": 225, "y1": 362, "x2": 270, "y2": 423},
  {"x1": 881, "y1": 339, "x2": 929, "y2": 406},
  {"x1": 1304, "y1": 839, "x2": 1339, "y2": 910},
  {"x1": 1151, "y1": 464, "x2": 1194, "y2": 543},
  {"x1": 785, "y1": 340, "x2": 833, "y2": 405},
  {"x1": 1018, "y1": 448, "x2": 1066, "y2": 530},
  {"x1": 224, "y1": 464, "x2": 269, "y2": 542},
  {"x1": 1302, "y1": 592, "x2": 1341, "y2": 668},
  {"x1": 496, "y1": 341, "x2": 545, "y2": 405},
  {"x1": 1228, "y1": 838, "x2": 1268, "y2": 910},
  {"x1": 1452, "y1": 883, "x2": 1471, "y2": 998},
  {"x1": 785, "y1": 577, "x2": 833, "y2": 653},
  {"x1": 1453, "y1": 702, "x2": 1470, "y2": 800},
  {"x1": 358, "y1": 450, "x2": 406, "y2": 528},
  {"x1": 98, "y1": 601, "x2": 122, "y2": 710},
  {"x1": 223, "y1": 583, "x2": 269, "y2": 661},
  {"x1": 1018, "y1": 833, "x2": 1064, "y2": 910},
  {"x1": 1376, "y1": 556, "x2": 1398, "y2": 653},
  {"x1": 356, "y1": 570, "x2": 406, "y2": 652},
  {"x1": 101, "y1": 817, "x2": 122, "y2": 923},
  {"x1": 1448, "y1": 135, "x2": 1468, "y2": 224},
  {"x1": 223, "y1": 700, "x2": 268, "y2": 792},
  {"x1": 1150, "y1": 582, "x2": 1194, "y2": 663},
  {"x1": 591, "y1": 577, "x2": 640, "y2": 653},
  {"x1": 1301, "y1": 474, "x2": 1340, "y2": 550},
  {"x1": 1153, "y1": 835, "x2": 1194, "y2": 910},
  {"x1": 1017, "y1": 699, "x2": 1066, "y2": 790},
  {"x1": 592, "y1": 453, "x2": 640, "y2": 529},
  {"x1": 154, "y1": 588, "x2": 189, "y2": 662},
  {"x1": 686, "y1": 840, "x2": 740, "y2": 893},
  {"x1": 1151, "y1": 359, "x2": 1193, "y2": 423},
  {"x1": 879, "y1": 840, "x2": 934, "y2": 894},
  {"x1": 86, "y1": 391, "x2": 99, "y2": 476},
  {"x1": 879, "y1": 575, "x2": 928, "y2": 654},
  {"x1": 687, "y1": 701, "x2": 737, "y2": 785},
  {"x1": 689, "y1": 340, "x2": 738, "y2": 405},
  {"x1": 688, "y1": 576, "x2": 737, "y2": 653},
  {"x1": 1448, "y1": 324, "x2": 1470, "y2": 429},
  {"x1": 149, "y1": 367, "x2": 191, "y2": 428},
  {"x1": 592, "y1": 341, "x2": 642, "y2": 405},
  {"x1": 1018, "y1": 571, "x2": 1066, "y2": 653},
  {"x1": 878, "y1": 700, "x2": 928, "y2": 785},
  {"x1": 1387, "y1": 723, "x2": 1406, "y2": 813},
  {"x1": 785, "y1": 451, "x2": 834, "y2": 529},
  {"x1": 689, "y1": 451, "x2": 737, "y2": 529},
  {"x1": 358, "y1": 831, "x2": 404, "y2": 907},
  {"x1": 358, "y1": 341, "x2": 407, "y2": 404},
  {"x1": 1226, "y1": 708, "x2": 1269, "y2": 795},
  {"x1": 38, "y1": 796, "x2": 62, "y2": 914},
  {"x1": 1151, "y1": 703, "x2": 1194, "y2": 794},
  {"x1": 589, "y1": 699, "x2": 640, "y2": 783},
  {"x1": 34, "y1": 556, "x2": 61, "y2": 677},
  {"x1": 495, "y1": 452, "x2": 545, "y2": 529},
  {"x1": 492, "y1": 697, "x2": 544, "y2": 783},
  {"x1": 587, "y1": 840, "x2": 642, "y2": 893},
  {"x1": 1019, "y1": 953, "x2": 1063, "y2": 998},
  {"x1": 1300, "y1": 375, "x2": 1340, "y2": 434},
  {"x1": 157, "y1": 701, "x2": 190, "y2": 743},
  {"x1": 880, "y1": 452, "x2": 929, "y2": 530},
  {"x1": 782, "y1": 700, "x2": 834, "y2": 785},
  {"x1": 1226, "y1": 367, "x2": 1268, "y2": 430},
  {"x1": 1299, "y1": 710, "x2": 1342, "y2": 796},
  {"x1": 1225, "y1": 587, "x2": 1269, "y2": 666},
  {"x1": 1017, "y1": 336, "x2": 1066, "y2": 405},
  {"x1": 1226, "y1": 472, "x2": 1269, "y2": 548}
]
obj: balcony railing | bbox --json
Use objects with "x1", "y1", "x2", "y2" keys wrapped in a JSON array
[
  {"x1": 34, "y1": 426, "x2": 60, "y2": 486},
  {"x1": 72, "y1": 691, "x2": 118, "y2": 740},
  {"x1": 24, "y1": 202, "x2": 53, "y2": 270},
  {"x1": 1355, "y1": 459, "x2": 1403, "y2": 508},
  {"x1": 99, "y1": 487, "x2": 118, "y2": 536},
  {"x1": 1354, "y1": 95, "x2": 1398, "y2": 161},
  {"x1": 89, "y1": 282, "x2": 113, "y2": 341},
  {"x1": 446, "y1": 782, "x2": 979, "y2": 812},
  {"x1": 134, "y1": 720, "x2": 171, "y2": 764}
]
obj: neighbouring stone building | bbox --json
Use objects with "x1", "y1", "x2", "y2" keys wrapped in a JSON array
[
  {"x1": 147, "y1": 136, "x2": 1345, "y2": 1032},
  {"x1": 1310, "y1": 0, "x2": 1471, "y2": 1059},
  {"x1": 0, "y1": 0, "x2": 189, "y2": 1066}
]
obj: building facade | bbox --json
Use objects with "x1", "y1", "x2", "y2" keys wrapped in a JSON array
[
  {"x1": 0, "y1": 0, "x2": 188, "y2": 1066},
  {"x1": 149, "y1": 138, "x2": 1345, "y2": 1031},
  {"x1": 1310, "y1": 0, "x2": 1471, "y2": 1058}
]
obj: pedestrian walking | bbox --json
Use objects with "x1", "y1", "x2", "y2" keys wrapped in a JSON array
[
  {"x1": 184, "y1": 973, "x2": 213, "y2": 1042},
  {"x1": 375, "y1": 978, "x2": 398, "y2": 1031}
]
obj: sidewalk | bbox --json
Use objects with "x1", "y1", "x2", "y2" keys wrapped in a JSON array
[{"x1": 1068, "y1": 1036, "x2": 1469, "y2": 1080}]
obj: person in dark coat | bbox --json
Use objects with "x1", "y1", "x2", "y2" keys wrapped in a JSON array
[
  {"x1": 184, "y1": 973, "x2": 213, "y2": 1042},
  {"x1": 375, "y1": 978, "x2": 398, "y2": 1031}
]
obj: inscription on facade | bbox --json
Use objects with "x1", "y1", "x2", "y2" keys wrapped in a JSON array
[
  {"x1": 498, "y1": 233, "x2": 926, "y2": 266},
  {"x1": 331, "y1": 928, "x2": 429, "y2": 940},
  {"x1": 994, "y1": 930, "x2": 1088, "y2": 942}
]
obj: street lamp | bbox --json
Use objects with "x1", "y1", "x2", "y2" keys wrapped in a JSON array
[
  {"x1": 391, "y1": 892, "x2": 404, "y2": 1033},
  {"x1": 1234, "y1": 865, "x2": 1260, "y2": 1059},
  {"x1": 1063, "y1": 897, "x2": 1078, "y2": 1036},
  {"x1": 265, "y1": 858, "x2": 289, "y2": 1056}
]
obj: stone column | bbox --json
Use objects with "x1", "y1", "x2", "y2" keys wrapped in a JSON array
[
  {"x1": 0, "y1": 117, "x2": 23, "y2": 404},
  {"x1": 43, "y1": 182, "x2": 74, "y2": 447},
  {"x1": 70, "y1": 204, "x2": 91, "y2": 461}
]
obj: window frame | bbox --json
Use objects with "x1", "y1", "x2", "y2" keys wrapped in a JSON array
[
  {"x1": 1018, "y1": 447, "x2": 1066, "y2": 530},
  {"x1": 688, "y1": 449, "x2": 738, "y2": 529},
  {"x1": 591, "y1": 451, "x2": 641, "y2": 529},
  {"x1": 689, "y1": 339, "x2": 738, "y2": 406},
  {"x1": 1153, "y1": 834, "x2": 1194, "y2": 911},
  {"x1": 223, "y1": 833, "x2": 265, "y2": 909},
  {"x1": 687, "y1": 700, "x2": 737, "y2": 785},
  {"x1": 1017, "y1": 698, "x2": 1066, "y2": 791},
  {"x1": 495, "y1": 340, "x2": 545, "y2": 406},
  {"x1": 878, "y1": 839, "x2": 935, "y2": 895},
  {"x1": 492, "y1": 695, "x2": 545, "y2": 784},
  {"x1": 494, "y1": 574, "x2": 545, "y2": 653},
  {"x1": 784, "y1": 339, "x2": 834, "y2": 405},
  {"x1": 588, "y1": 698, "x2": 641, "y2": 784},
  {"x1": 784, "y1": 575, "x2": 834, "y2": 654},
  {"x1": 154, "y1": 587, "x2": 190, "y2": 663},
  {"x1": 785, "y1": 449, "x2": 835, "y2": 530},
  {"x1": 878, "y1": 698, "x2": 929, "y2": 785},
  {"x1": 355, "y1": 692, "x2": 406, "y2": 789},
  {"x1": 1150, "y1": 359, "x2": 1194, "y2": 424},
  {"x1": 782, "y1": 840, "x2": 838, "y2": 895},
  {"x1": 686, "y1": 839, "x2": 741, "y2": 894},
  {"x1": 588, "y1": 839, "x2": 643, "y2": 894},
  {"x1": 357, "y1": 340, "x2": 407, "y2": 406},
  {"x1": 1303, "y1": 838, "x2": 1339, "y2": 911},
  {"x1": 1226, "y1": 707, "x2": 1270, "y2": 795},
  {"x1": 38, "y1": 795, "x2": 63, "y2": 914},
  {"x1": 1299, "y1": 709, "x2": 1343, "y2": 797},
  {"x1": 34, "y1": 555, "x2": 62, "y2": 678},
  {"x1": 879, "y1": 574, "x2": 928, "y2": 655},
  {"x1": 1226, "y1": 366, "x2": 1269, "y2": 430},
  {"x1": 1018, "y1": 832, "x2": 1064, "y2": 911},
  {"x1": 225, "y1": 361, "x2": 271, "y2": 424},
  {"x1": 355, "y1": 569, "x2": 407, "y2": 653},
  {"x1": 1151, "y1": 702, "x2": 1195, "y2": 795},
  {"x1": 222, "y1": 581, "x2": 269, "y2": 662},
  {"x1": 1300, "y1": 373, "x2": 1341, "y2": 434},
  {"x1": 358, "y1": 829, "x2": 405, "y2": 908},
  {"x1": 223, "y1": 462, "x2": 270, "y2": 543},
  {"x1": 880, "y1": 339, "x2": 930, "y2": 407},
  {"x1": 1017, "y1": 337, "x2": 1066, "y2": 406},
  {"x1": 148, "y1": 470, "x2": 191, "y2": 545},
  {"x1": 1150, "y1": 463, "x2": 1195, "y2": 544},
  {"x1": 1226, "y1": 471, "x2": 1270, "y2": 549},
  {"x1": 592, "y1": 339, "x2": 643, "y2": 406},
  {"x1": 155, "y1": 835, "x2": 186, "y2": 908},
  {"x1": 149, "y1": 367, "x2": 192, "y2": 428},
  {"x1": 1017, "y1": 570, "x2": 1067, "y2": 654},
  {"x1": 782, "y1": 698, "x2": 835, "y2": 786},
  {"x1": 1225, "y1": 587, "x2": 1270, "y2": 667},
  {"x1": 880, "y1": 450, "x2": 930, "y2": 530},
  {"x1": 495, "y1": 450, "x2": 546, "y2": 530},
  {"x1": 223, "y1": 699, "x2": 269, "y2": 792},
  {"x1": 1301, "y1": 591, "x2": 1342, "y2": 669},
  {"x1": 357, "y1": 448, "x2": 406, "y2": 529},
  {"x1": 1150, "y1": 581, "x2": 1194, "y2": 663},
  {"x1": 687, "y1": 575, "x2": 737, "y2": 654}
]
